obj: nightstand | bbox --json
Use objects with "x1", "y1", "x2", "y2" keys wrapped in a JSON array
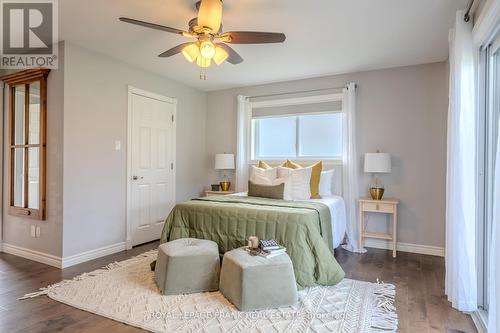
[
  {"x1": 358, "y1": 198, "x2": 399, "y2": 258},
  {"x1": 205, "y1": 190, "x2": 235, "y2": 197}
]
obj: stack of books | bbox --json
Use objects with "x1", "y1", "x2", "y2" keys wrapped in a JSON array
[{"x1": 246, "y1": 239, "x2": 287, "y2": 258}]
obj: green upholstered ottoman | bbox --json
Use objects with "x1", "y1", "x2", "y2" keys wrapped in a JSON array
[
  {"x1": 155, "y1": 238, "x2": 220, "y2": 295},
  {"x1": 219, "y1": 248, "x2": 298, "y2": 311}
]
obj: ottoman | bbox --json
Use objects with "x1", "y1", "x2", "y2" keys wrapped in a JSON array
[
  {"x1": 155, "y1": 238, "x2": 220, "y2": 295},
  {"x1": 219, "y1": 248, "x2": 298, "y2": 311}
]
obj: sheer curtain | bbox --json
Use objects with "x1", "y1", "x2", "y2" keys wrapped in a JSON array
[
  {"x1": 341, "y1": 82, "x2": 365, "y2": 253},
  {"x1": 236, "y1": 95, "x2": 251, "y2": 192},
  {"x1": 445, "y1": 10, "x2": 477, "y2": 312}
]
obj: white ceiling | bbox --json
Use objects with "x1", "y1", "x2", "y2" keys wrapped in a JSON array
[{"x1": 59, "y1": 0, "x2": 467, "y2": 91}]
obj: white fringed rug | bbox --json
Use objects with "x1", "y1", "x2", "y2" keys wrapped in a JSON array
[{"x1": 21, "y1": 250, "x2": 397, "y2": 333}]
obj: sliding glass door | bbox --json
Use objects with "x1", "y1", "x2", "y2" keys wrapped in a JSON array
[{"x1": 478, "y1": 32, "x2": 500, "y2": 314}]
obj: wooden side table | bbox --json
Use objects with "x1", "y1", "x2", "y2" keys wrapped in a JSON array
[
  {"x1": 358, "y1": 198, "x2": 399, "y2": 258},
  {"x1": 205, "y1": 190, "x2": 235, "y2": 197}
]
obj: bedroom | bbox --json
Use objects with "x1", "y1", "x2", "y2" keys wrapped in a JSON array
[{"x1": 0, "y1": 0, "x2": 498, "y2": 332}]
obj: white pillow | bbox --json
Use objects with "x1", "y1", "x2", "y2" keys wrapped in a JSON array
[
  {"x1": 319, "y1": 169, "x2": 335, "y2": 197},
  {"x1": 250, "y1": 165, "x2": 278, "y2": 185},
  {"x1": 277, "y1": 167, "x2": 312, "y2": 200}
]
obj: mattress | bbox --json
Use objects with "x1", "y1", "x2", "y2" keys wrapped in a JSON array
[{"x1": 307, "y1": 196, "x2": 347, "y2": 249}]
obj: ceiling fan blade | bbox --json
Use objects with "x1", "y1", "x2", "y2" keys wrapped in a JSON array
[
  {"x1": 197, "y1": 0, "x2": 222, "y2": 32},
  {"x1": 119, "y1": 17, "x2": 190, "y2": 36},
  {"x1": 218, "y1": 43, "x2": 243, "y2": 64},
  {"x1": 220, "y1": 31, "x2": 286, "y2": 44},
  {"x1": 158, "y1": 42, "x2": 194, "y2": 58}
]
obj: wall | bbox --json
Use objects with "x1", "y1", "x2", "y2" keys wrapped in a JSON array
[
  {"x1": 474, "y1": 0, "x2": 486, "y2": 22},
  {"x1": 1, "y1": 43, "x2": 65, "y2": 257},
  {"x1": 206, "y1": 62, "x2": 448, "y2": 249},
  {"x1": 62, "y1": 43, "x2": 208, "y2": 257}
]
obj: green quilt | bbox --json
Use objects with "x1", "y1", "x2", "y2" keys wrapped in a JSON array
[{"x1": 159, "y1": 195, "x2": 345, "y2": 288}]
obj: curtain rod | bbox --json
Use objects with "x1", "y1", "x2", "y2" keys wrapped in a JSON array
[
  {"x1": 464, "y1": 0, "x2": 478, "y2": 22},
  {"x1": 247, "y1": 86, "x2": 348, "y2": 99}
]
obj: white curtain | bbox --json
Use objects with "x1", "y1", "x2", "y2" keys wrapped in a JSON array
[
  {"x1": 341, "y1": 82, "x2": 365, "y2": 253},
  {"x1": 445, "y1": 10, "x2": 477, "y2": 312},
  {"x1": 236, "y1": 95, "x2": 251, "y2": 192},
  {"x1": 488, "y1": 112, "x2": 500, "y2": 333}
]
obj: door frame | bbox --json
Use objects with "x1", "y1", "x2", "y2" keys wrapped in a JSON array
[{"x1": 126, "y1": 85, "x2": 177, "y2": 250}]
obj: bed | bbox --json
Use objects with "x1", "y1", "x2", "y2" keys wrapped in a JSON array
[{"x1": 158, "y1": 193, "x2": 347, "y2": 288}]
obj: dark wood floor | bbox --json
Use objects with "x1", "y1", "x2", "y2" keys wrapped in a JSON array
[{"x1": 0, "y1": 243, "x2": 477, "y2": 333}]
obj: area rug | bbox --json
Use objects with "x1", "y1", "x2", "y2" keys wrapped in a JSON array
[{"x1": 21, "y1": 250, "x2": 397, "y2": 333}]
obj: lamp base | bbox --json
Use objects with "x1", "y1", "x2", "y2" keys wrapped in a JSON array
[
  {"x1": 220, "y1": 181, "x2": 231, "y2": 192},
  {"x1": 369, "y1": 187, "x2": 385, "y2": 200}
]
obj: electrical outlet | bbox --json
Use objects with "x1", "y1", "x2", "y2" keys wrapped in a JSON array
[
  {"x1": 35, "y1": 226, "x2": 41, "y2": 238},
  {"x1": 115, "y1": 140, "x2": 121, "y2": 151},
  {"x1": 30, "y1": 225, "x2": 36, "y2": 238}
]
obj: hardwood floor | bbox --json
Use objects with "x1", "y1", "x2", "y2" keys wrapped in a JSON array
[
  {"x1": 335, "y1": 248, "x2": 477, "y2": 333},
  {"x1": 0, "y1": 243, "x2": 477, "y2": 333}
]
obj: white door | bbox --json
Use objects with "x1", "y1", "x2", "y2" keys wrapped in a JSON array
[{"x1": 129, "y1": 89, "x2": 176, "y2": 247}]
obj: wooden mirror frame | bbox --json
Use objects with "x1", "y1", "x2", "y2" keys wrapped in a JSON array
[{"x1": 0, "y1": 68, "x2": 50, "y2": 220}]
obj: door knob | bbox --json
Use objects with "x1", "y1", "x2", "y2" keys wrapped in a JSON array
[{"x1": 132, "y1": 176, "x2": 143, "y2": 180}]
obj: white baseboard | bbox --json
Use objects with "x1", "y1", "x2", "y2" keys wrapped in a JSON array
[
  {"x1": 471, "y1": 310, "x2": 488, "y2": 333},
  {"x1": 61, "y1": 242, "x2": 126, "y2": 268},
  {"x1": 364, "y1": 239, "x2": 445, "y2": 257},
  {"x1": 1, "y1": 241, "x2": 127, "y2": 269},
  {"x1": 1, "y1": 243, "x2": 62, "y2": 268}
]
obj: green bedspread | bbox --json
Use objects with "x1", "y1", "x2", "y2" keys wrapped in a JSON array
[{"x1": 159, "y1": 195, "x2": 345, "y2": 288}]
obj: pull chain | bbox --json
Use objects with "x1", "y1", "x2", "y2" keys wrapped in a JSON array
[{"x1": 199, "y1": 67, "x2": 207, "y2": 80}]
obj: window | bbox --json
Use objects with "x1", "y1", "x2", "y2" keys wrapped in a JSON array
[
  {"x1": 1, "y1": 68, "x2": 50, "y2": 220},
  {"x1": 251, "y1": 112, "x2": 342, "y2": 160}
]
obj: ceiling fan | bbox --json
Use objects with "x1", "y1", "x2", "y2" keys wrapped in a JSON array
[{"x1": 119, "y1": 0, "x2": 286, "y2": 71}]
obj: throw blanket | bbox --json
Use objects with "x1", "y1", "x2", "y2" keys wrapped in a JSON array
[{"x1": 159, "y1": 196, "x2": 345, "y2": 288}]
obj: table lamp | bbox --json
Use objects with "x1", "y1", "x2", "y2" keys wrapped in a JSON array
[
  {"x1": 364, "y1": 152, "x2": 391, "y2": 200},
  {"x1": 215, "y1": 153, "x2": 235, "y2": 191}
]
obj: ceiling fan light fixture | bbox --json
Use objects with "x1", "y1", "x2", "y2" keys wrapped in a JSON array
[
  {"x1": 197, "y1": 0, "x2": 222, "y2": 32},
  {"x1": 199, "y1": 41, "x2": 216, "y2": 59},
  {"x1": 213, "y1": 45, "x2": 228, "y2": 65},
  {"x1": 181, "y1": 43, "x2": 200, "y2": 63},
  {"x1": 196, "y1": 56, "x2": 211, "y2": 68},
  {"x1": 120, "y1": 1, "x2": 287, "y2": 74}
]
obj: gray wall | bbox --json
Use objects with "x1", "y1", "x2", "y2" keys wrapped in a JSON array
[
  {"x1": 474, "y1": 0, "x2": 486, "y2": 22},
  {"x1": 206, "y1": 62, "x2": 448, "y2": 248},
  {"x1": 62, "y1": 43, "x2": 208, "y2": 257},
  {"x1": 1, "y1": 42, "x2": 208, "y2": 259},
  {"x1": 2, "y1": 43, "x2": 65, "y2": 257}
]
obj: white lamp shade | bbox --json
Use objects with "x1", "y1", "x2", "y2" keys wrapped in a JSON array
[
  {"x1": 364, "y1": 153, "x2": 391, "y2": 173},
  {"x1": 215, "y1": 153, "x2": 235, "y2": 170}
]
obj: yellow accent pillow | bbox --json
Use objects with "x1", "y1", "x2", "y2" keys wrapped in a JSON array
[
  {"x1": 284, "y1": 160, "x2": 301, "y2": 169},
  {"x1": 308, "y1": 161, "x2": 323, "y2": 199},
  {"x1": 283, "y1": 160, "x2": 323, "y2": 198},
  {"x1": 258, "y1": 160, "x2": 273, "y2": 169}
]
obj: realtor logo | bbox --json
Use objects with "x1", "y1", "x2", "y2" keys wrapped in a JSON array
[{"x1": 0, "y1": 0, "x2": 58, "y2": 69}]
